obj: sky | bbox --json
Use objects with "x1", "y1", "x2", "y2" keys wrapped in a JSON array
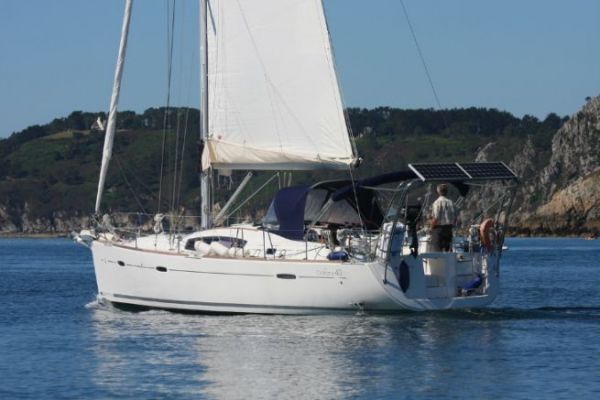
[{"x1": 1, "y1": 0, "x2": 599, "y2": 138}]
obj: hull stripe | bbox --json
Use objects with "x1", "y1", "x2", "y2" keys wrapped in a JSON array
[
  {"x1": 111, "y1": 293, "x2": 352, "y2": 311},
  {"x1": 169, "y1": 268, "x2": 272, "y2": 278}
]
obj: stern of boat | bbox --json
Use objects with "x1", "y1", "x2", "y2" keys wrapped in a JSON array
[{"x1": 368, "y1": 250, "x2": 500, "y2": 311}]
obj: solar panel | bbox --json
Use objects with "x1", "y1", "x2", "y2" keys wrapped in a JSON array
[
  {"x1": 409, "y1": 163, "x2": 469, "y2": 181},
  {"x1": 408, "y1": 162, "x2": 518, "y2": 182},
  {"x1": 459, "y1": 162, "x2": 517, "y2": 180}
]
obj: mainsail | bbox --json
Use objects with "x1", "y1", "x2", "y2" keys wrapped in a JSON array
[{"x1": 205, "y1": 0, "x2": 356, "y2": 170}]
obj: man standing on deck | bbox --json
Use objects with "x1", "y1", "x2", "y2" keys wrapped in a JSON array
[{"x1": 431, "y1": 183, "x2": 456, "y2": 252}]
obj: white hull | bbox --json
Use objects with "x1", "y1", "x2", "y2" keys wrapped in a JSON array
[
  {"x1": 88, "y1": 232, "x2": 499, "y2": 314},
  {"x1": 86, "y1": 2, "x2": 511, "y2": 315}
]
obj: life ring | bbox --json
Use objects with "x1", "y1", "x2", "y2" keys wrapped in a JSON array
[{"x1": 480, "y1": 218, "x2": 496, "y2": 249}]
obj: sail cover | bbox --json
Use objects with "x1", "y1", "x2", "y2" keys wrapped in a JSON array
[{"x1": 206, "y1": 0, "x2": 356, "y2": 170}]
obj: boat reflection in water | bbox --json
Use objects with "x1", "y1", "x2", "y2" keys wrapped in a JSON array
[{"x1": 88, "y1": 303, "x2": 508, "y2": 399}]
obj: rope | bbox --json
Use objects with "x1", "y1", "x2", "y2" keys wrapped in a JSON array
[
  {"x1": 170, "y1": 1, "x2": 192, "y2": 215},
  {"x1": 115, "y1": 156, "x2": 148, "y2": 214},
  {"x1": 399, "y1": 0, "x2": 448, "y2": 129},
  {"x1": 170, "y1": 108, "x2": 182, "y2": 213},
  {"x1": 223, "y1": 173, "x2": 280, "y2": 222},
  {"x1": 119, "y1": 156, "x2": 161, "y2": 201},
  {"x1": 173, "y1": 0, "x2": 196, "y2": 213},
  {"x1": 320, "y1": 0, "x2": 359, "y2": 160},
  {"x1": 157, "y1": 0, "x2": 177, "y2": 213},
  {"x1": 175, "y1": 108, "x2": 191, "y2": 211},
  {"x1": 346, "y1": 165, "x2": 366, "y2": 233}
]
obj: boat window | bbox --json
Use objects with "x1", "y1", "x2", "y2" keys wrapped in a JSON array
[{"x1": 304, "y1": 189, "x2": 329, "y2": 221}]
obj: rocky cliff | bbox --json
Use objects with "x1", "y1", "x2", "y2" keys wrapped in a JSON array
[
  {"x1": 1, "y1": 101, "x2": 599, "y2": 236},
  {"x1": 0, "y1": 203, "x2": 90, "y2": 235},
  {"x1": 508, "y1": 96, "x2": 600, "y2": 235}
]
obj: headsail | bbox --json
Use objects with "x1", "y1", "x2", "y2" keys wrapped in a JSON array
[{"x1": 205, "y1": 0, "x2": 356, "y2": 171}]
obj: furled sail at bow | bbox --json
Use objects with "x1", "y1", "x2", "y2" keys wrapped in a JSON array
[{"x1": 205, "y1": 0, "x2": 356, "y2": 170}]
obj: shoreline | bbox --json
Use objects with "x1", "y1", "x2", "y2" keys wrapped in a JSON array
[
  {"x1": 0, "y1": 232, "x2": 69, "y2": 239},
  {"x1": 0, "y1": 232, "x2": 596, "y2": 240}
]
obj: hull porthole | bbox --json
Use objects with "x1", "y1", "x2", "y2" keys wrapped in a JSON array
[{"x1": 276, "y1": 273, "x2": 296, "y2": 280}]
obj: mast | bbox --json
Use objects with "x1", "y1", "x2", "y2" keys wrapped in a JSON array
[
  {"x1": 200, "y1": 0, "x2": 212, "y2": 229},
  {"x1": 95, "y1": 0, "x2": 134, "y2": 214}
]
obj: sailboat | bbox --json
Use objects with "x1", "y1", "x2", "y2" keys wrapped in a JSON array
[{"x1": 76, "y1": 0, "x2": 518, "y2": 313}]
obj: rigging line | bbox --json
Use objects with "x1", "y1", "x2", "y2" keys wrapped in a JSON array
[
  {"x1": 157, "y1": 0, "x2": 178, "y2": 213},
  {"x1": 174, "y1": 7, "x2": 198, "y2": 212},
  {"x1": 319, "y1": 0, "x2": 357, "y2": 159},
  {"x1": 171, "y1": 1, "x2": 191, "y2": 214},
  {"x1": 114, "y1": 155, "x2": 148, "y2": 214},
  {"x1": 175, "y1": 108, "x2": 191, "y2": 211},
  {"x1": 346, "y1": 165, "x2": 366, "y2": 233},
  {"x1": 118, "y1": 156, "x2": 159, "y2": 199},
  {"x1": 121, "y1": 158, "x2": 172, "y2": 212},
  {"x1": 399, "y1": 0, "x2": 448, "y2": 129},
  {"x1": 207, "y1": 0, "x2": 218, "y2": 137},
  {"x1": 174, "y1": 110, "x2": 187, "y2": 211},
  {"x1": 173, "y1": 2, "x2": 193, "y2": 209},
  {"x1": 224, "y1": 173, "x2": 280, "y2": 222},
  {"x1": 472, "y1": 193, "x2": 505, "y2": 224},
  {"x1": 166, "y1": 0, "x2": 178, "y2": 211},
  {"x1": 170, "y1": 108, "x2": 182, "y2": 213}
]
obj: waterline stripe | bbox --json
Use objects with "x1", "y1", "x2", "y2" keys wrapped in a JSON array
[{"x1": 111, "y1": 293, "x2": 350, "y2": 311}]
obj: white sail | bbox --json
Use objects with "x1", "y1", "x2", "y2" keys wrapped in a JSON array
[
  {"x1": 205, "y1": 0, "x2": 356, "y2": 171},
  {"x1": 95, "y1": 0, "x2": 133, "y2": 213}
]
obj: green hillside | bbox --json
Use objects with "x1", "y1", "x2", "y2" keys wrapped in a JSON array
[{"x1": 0, "y1": 107, "x2": 564, "y2": 230}]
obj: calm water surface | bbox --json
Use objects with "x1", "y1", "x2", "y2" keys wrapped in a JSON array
[{"x1": 1, "y1": 238, "x2": 600, "y2": 399}]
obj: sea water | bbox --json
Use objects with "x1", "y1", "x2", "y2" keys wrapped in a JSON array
[{"x1": 1, "y1": 238, "x2": 600, "y2": 399}]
